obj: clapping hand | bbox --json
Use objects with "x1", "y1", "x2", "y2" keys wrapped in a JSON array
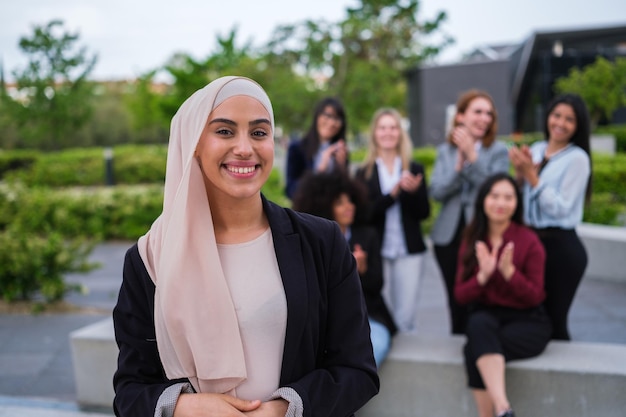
[
  {"x1": 318, "y1": 140, "x2": 347, "y2": 172},
  {"x1": 391, "y1": 171, "x2": 423, "y2": 198},
  {"x1": 353, "y1": 244, "x2": 368, "y2": 275},
  {"x1": 508, "y1": 145, "x2": 538, "y2": 186},
  {"x1": 475, "y1": 241, "x2": 500, "y2": 285},
  {"x1": 452, "y1": 125, "x2": 477, "y2": 169},
  {"x1": 398, "y1": 171, "x2": 423, "y2": 193},
  {"x1": 498, "y1": 242, "x2": 516, "y2": 281}
]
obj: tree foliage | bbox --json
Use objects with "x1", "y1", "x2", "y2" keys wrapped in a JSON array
[
  {"x1": 554, "y1": 56, "x2": 626, "y2": 127},
  {"x1": 264, "y1": 0, "x2": 451, "y2": 134},
  {"x1": 1, "y1": 1, "x2": 451, "y2": 149},
  {"x1": 5, "y1": 20, "x2": 97, "y2": 149}
]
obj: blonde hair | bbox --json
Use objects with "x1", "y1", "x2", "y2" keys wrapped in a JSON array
[{"x1": 361, "y1": 108, "x2": 413, "y2": 180}]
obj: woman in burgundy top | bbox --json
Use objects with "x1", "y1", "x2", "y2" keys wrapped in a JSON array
[{"x1": 454, "y1": 173, "x2": 552, "y2": 417}]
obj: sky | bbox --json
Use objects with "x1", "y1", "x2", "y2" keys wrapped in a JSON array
[{"x1": 1, "y1": 0, "x2": 625, "y2": 82}]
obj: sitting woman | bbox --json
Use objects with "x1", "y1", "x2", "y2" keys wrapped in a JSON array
[
  {"x1": 292, "y1": 172, "x2": 397, "y2": 367},
  {"x1": 455, "y1": 173, "x2": 552, "y2": 417}
]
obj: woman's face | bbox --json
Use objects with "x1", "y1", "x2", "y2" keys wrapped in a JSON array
[
  {"x1": 316, "y1": 105, "x2": 343, "y2": 143},
  {"x1": 195, "y1": 95, "x2": 274, "y2": 203},
  {"x1": 484, "y1": 180, "x2": 517, "y2": 225},
  {"x1": 374, "y1": 114, "x2": 401, "y2": 152},
  {"x1": 456, "y1": 97, "x2": 494, "y2": 140},
  {"x1": 332, "y1": 193, "x2": 355, "y2": 229},
  {"x1": 547, "y1": 103, "x2": 577, "y2": 145}
]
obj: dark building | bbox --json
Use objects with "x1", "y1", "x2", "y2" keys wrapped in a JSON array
[{"x1": 406, "y1": 24, "x2": 626, "y2": 147}]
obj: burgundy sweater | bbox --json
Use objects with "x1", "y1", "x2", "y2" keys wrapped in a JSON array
[{"x1": 454, "y1": 222, "x2": 546, "y2": 309}]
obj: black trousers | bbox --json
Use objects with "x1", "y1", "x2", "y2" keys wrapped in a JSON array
[
  {"x1": 534, "y1": 228, "x2": 588, "y2": 340},
  {"x1": 463, "y1": 305, "x2": 552, "y2": 389},
  {"x1": 434, "y1": 215, "x2": 467, "y2": 335}
]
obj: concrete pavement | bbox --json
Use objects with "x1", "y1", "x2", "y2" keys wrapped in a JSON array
[{"x1": 1, "y1": 241, "x2": 625, "y2": 416}]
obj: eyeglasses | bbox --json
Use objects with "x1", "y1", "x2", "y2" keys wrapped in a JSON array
[{"x1": 320, "y1": 111, "x2": 342, "y2": 122}]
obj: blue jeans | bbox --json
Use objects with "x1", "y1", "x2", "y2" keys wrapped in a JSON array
[{"x1": 369, "y1": 318, "x2": 391, "y2": 367}]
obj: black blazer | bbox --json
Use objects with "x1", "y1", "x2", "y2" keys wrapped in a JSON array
[
  {"x1": 349, "y1": 225, "x2": 397, "y2": 336},
  {"x1": 355, "y1": 161, "x2": 431, "y2": 254},
  {"x1": 112, "y1": 197, "x2": 379, "y2": 417}
]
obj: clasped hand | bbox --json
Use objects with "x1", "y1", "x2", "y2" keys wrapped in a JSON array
[
  {"x1": 475, "y1": 241, "x2": 516, "y2": 285},
  {"x1": 174, "y1": 393, "x2": 288, "y2": 417}
]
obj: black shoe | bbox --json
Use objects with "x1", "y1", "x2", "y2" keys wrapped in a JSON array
[{"x1": 497, "y1": 409, "x2": 515, "y2": 417}]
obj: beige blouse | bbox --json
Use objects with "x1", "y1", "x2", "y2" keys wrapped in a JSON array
[{"x1": 217, "y1": 228, "x2": 288, "y2": 400}]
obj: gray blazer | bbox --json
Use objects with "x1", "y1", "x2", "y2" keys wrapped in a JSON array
[{"x1": 429, "y1": 141, "x2": 510, "y2": 246}]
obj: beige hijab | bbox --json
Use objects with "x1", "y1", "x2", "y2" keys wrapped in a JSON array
[{"x1": 137, "y1": 76, "x2": 274, "y2": 394}]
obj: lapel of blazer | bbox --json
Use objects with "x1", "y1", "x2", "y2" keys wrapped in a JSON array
[
  {"x1": 370, "y1": 164, "x2": 383, "y2": 197},
  {"x1": 262, "y1": 196, "x2": 309, "y2": 382}
]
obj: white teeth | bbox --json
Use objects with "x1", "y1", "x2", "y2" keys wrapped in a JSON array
[{"x1": 227, "y1": 166, "x2": 256, "y2": 174}]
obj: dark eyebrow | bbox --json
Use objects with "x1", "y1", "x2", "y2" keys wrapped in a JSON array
[
  {"x1": 207, "y1": 118, "x2": 271, "y2": 127},
  {"x1": 208, "y1": 118, "x2": 236, "y2": 126},
  {"x1": 250, "y1": 118, "x2": 271, "y2": 127}
]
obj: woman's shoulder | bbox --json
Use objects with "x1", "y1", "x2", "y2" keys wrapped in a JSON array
[
  {"x1": 287, "y1": 139, "x2": 305, "y2": 152},
  {"x1": 567, "y1": 144, "x2": 591, "y2": 161},
  {"x1": 436, "y1": 141, "x2": 453, "y2": 152},
  {"x1": 489, "y1": 140, "x2": 509, "y2": 151},
  {"x1": 507, "y1": 222, "x2": 542, "y2": 246}
]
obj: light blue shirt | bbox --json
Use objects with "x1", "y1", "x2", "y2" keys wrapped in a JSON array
[
  {"x1": 524, "y1": 141, "x2": 590, "y2": 229},
  {"x1": 376, "y1": 157, "x2": 407, "y2": 258}
]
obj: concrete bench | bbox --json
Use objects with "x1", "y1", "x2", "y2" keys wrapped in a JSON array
[
  {"x1": 358, "y1": 333, "x2": 626, "y2": 417},
  {"x1": 578, "y1": 223, "x2": 626, "y2": 283},
  {"x1": 72, "y1": 319, "x2": 626, "y2": 416},
  {"x1": 70, "y1": 317, "x2": 118, "y2": 408}
]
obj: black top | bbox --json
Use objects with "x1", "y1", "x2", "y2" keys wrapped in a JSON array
[{"x1": 355, "y1": 161, "x2": 430, "y2": 254}]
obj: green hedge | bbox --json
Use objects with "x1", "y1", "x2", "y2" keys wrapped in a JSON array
[
  {"x1": 2, "y1": 145, "x2": 167, "y2": 186},
  {"x1": 1, "y1": 142, "x2": 624, "y2": 303},
  {"x1": 1, "y1": 143, "x2": 624, "y2": 231}
]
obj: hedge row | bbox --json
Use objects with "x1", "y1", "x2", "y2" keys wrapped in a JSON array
[
  {"x1": 0, "y1": 145, "x2": 167, "y2": 186},
  {"x1": 1, "y1": 147, "x2": 623, "y2": 236},
  {"x1": 1, "y1": 143, "x2": 624, "y2": 302}
]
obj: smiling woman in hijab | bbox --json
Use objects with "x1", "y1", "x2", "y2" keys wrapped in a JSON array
[{"x1": 112, "y1": 76, "x2": 379, "y2": 417}]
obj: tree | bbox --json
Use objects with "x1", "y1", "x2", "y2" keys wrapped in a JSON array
[
  {"x1": 264, "y1": 0, "x2": 451, "y2": 135},
  {"x1": 126, "y1": 28, "x2": 318, "y2": 141},
  {"x1": 9, "y1": 19, "x2": 97, "y2": 149},
  {"x1": 554, "y1": 56, "x2": 626, "y2": 127}
]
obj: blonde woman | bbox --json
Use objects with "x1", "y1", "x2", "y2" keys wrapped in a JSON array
[{"x1": 355, "y1": 108, "x2": 430, "y2": 333}]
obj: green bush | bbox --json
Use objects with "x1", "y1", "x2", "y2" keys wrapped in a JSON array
[
  {"x1": 0, "y1": 149, "x2": 38, "y2": 178},
  {"x1": 0, "y1": 229, "x2": 97, "y2": 302},
  {"x1": 584, "y1": 193, "x2": 626, "y2": 226},
  {"x1": 0, "y1": 183, "x2": 164, "y2": 241},
  {"x1": 3, "y1": 145, "x2": 167, "y2": 187},
  {"x1": 591, "y1": 153, "x2": 626, "y2": 199}
]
